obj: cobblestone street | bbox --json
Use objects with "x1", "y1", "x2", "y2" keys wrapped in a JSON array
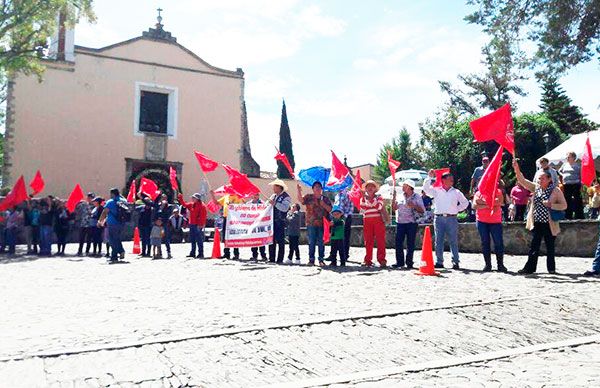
[{"x1": 1, "y1": 242, "x2": 599, "y2": 387}]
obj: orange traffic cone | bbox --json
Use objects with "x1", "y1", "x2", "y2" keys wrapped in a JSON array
[
  {"x1": 415, "y1": 226, "x2": 439, "y2": 276},
  {"x1": 132, "y1": 227, "x2": 141, "y2": 254},
  {"x1": 211, "y1": 228, "x2": 222, "y2": 259}
]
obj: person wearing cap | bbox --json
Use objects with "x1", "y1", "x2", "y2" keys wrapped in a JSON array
[
  {"x1": 392, "y1": 179, "x2": 424, "y2": 269},
  {"x1": 329, "y1": 205, "x2": 346, "y2": 266},
  {"x1": 247, "y1": 192, "x2": 268, "y2": 261},
  {"x1": 297, "y1": 181, "x2": 332, "y2": 266},
  {"x1": 360, "y1": 180, "x2": 387, "y2": 267},
  {"x1": 472, "y1": 186, "x2": 507, "y2": 272},
  {"x1": 533, "y1": 157, "x2": 559, "y2": 188},
  {"x1": 268, "y1": 179, "x2": 292, "y2": 264},
  {"x1": 178, "y1": 191, "x2": 207, "y2": 259},
  {"x1": 135, "y1": 197, "x2": 155, "y2": 258},
  {"x1": 75, "y1": 192, "x2": 95, "y2": 256},
  {"x1": 424, "y1": 170, "x2": 469, "y2": 269},
  {"x1": 470, "y1": 156, "x2": 490, "y2": 195}
]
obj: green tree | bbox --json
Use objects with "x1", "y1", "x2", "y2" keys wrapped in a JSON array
[
  {"x1": 276, "y1": 99, "x2": 295, "y2": 179},
  {"x1": 466, "y1": 0, "x2": 600, "y2": 75},
  {"x1": 540, "y1": 76, "x2": 598, "y2": 134},
  {"x1": 374, "y1": 128, "x2": 421, "y2": 182}
]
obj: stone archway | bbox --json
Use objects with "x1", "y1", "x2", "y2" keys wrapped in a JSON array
[{"x1": 124, "y1": 159, "x2": 182, "y2": 203}]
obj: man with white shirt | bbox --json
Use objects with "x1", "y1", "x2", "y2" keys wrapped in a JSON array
[{"x1": 423, "y1": 170, "x2": 469, "y2": 269}]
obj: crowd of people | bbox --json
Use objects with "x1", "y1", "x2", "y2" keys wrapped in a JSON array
[{"x1": 1, "y1": 152, "x2": 599, "y2": 277}]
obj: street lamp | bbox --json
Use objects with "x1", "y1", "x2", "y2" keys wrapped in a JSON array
[{"x1": 543, "y1": 132, "x2": 550, "y2": 152}]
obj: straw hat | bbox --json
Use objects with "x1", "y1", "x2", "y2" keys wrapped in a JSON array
[
  {"x1": 401, "y1": 179, "x2": 416, "y2": 189},
  {"x1": 268, "y1": 178, "x2": 288, "y2": 191},
  {"x1": 362, "y1": 180, "x2": 379, "y2": 190}
]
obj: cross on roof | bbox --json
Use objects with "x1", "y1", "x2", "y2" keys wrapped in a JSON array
[{"x1": 156, "y1": 7, "x2": 163, "y2": 26}]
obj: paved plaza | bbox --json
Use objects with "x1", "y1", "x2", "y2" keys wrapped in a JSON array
[{"x1": 1, "y1": 242, "x2": 599, "y2": 387}]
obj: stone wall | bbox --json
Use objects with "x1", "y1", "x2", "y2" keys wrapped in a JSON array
[{"x1": 300, "y1": 220, "x2": 599, "y2": 258}]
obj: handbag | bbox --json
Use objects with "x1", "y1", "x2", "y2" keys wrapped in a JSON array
[{"x1": 550, "y1": 209, "x2": 565, "y2": 221}]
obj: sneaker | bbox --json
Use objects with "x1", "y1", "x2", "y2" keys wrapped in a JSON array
[
  {"x1": 361, "y1": 262, "x2": 373, "y2": 267},
  {"x1": 380, "y1": 263, "x2": 387, "y2": 268},
  {"x1": 166, "y1": 254, "x2": 173, "y2": 259},
  {"x1": 295, "y1": 259, "x2": 301, "y2": 265},
  {"x1": 583, "y1": 270, "x2": 600, "y2": 277},
  {"x1": 318, "y1": 261, "x2": 326, "y2": 267},
  {"x1": 434, "y1": 263, "x2": 444, "y2": 269},
  {"x1": 119, "y1": 252, "x2": 125, "y2": 260},
  {"x1": 107, "y1": 259, "x2": 118, "y2": 264},
  {"x1": 391, "y1": 264, "x2": 403, "y2": 269},
  {"x1": 232, "y1": 255, "x2": 240, "y2": 260},
  {"x1": 186, "y1": 254, "x2": 195, "y2": 258},
  {"x1": 517, "y1": 268, "x2": 534, "y2": 275},
  {"x1": 284, "y1": 259, "x2": 293, "y2": 265},
  {"x1": 330, "y1": 262, "x2": 338, "y2": 267},
  {"x1": 308, "y1": 260, "x2": 315, "y2": 266},
  {"x1": 452, "y1": 263, "x2": 460, "y2": 270},
  {"x1": 548, "y1": 270, "x2": 556, "y2": 274}
]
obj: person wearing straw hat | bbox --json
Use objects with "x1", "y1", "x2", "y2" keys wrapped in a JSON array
[
  {"x1": 392, "y1": 179, "x2": 424, "y2": 269},
  {"x1": 268, "y1": 179, "x2": 292, "y2": 264},
  {"x1": 360, "y1": 180, "x2": 387, "y2": 267}
]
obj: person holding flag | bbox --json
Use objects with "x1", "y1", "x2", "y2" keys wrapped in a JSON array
[
  {"x1": 297, "y1": 181, "x2": 332, "y2": 266},
  {"x1": 512, "y1": 159, "x2": 567, "y2": 274},
  {"x1": 178, "y1": 191, "x2": 207, "y2": 259}
]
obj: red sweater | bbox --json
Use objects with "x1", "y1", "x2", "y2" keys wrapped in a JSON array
[{"x1": 177, "y1": 194, "x2": 207, "y2": 227}]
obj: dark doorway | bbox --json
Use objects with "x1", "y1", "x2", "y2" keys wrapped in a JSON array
[{"x1": 139, "y1": 91, "x2": 168, "y2": 134}]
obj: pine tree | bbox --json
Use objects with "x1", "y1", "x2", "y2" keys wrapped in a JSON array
[
  {"x1": 540, "y1": 77, "x2": 597, "y2": 134},
  {"x1": 277, "y1": 100, "x2": 295, "y2": 179}
]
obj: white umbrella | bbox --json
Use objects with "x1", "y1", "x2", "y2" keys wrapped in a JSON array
[{"x1": 541, "y1": 130, "x2": 600, "y2": 170}]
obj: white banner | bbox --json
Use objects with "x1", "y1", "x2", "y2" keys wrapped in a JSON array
[{"x1": 225, "y1": 204, "x2": 273, "y2": 248}]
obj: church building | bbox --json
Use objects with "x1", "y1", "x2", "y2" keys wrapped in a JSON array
[{"x1": 3, "y1": 11, "x2": 260, "y2": 199}]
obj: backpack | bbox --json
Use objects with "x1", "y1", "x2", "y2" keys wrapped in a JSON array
[{"x1": 115, "y1": 199, "x2": 132, "y2": 223}]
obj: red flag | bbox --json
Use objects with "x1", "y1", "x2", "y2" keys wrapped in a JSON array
[
  {"x1": 433, "y1": 168, "x2": 451, "y2": 188},
  {"x1": 323, "y1": 217, "x2": 331, "y2": 243},
  {"x1": 206, "y1": 200, "x2": 220, "y2": 214},
  {"x1": 469, "y1": 103, "x2": 515, "y2": 155},
  {"x1": 581, "y1": 134, "x2": 596, "y2": 186},
  {"x1": 29, "y1": 170, "x2": 45, "y2": 196},
  {"x1": 0, "y1": 176, "x2": 28, "y2": 211},
  {"x1": 275, "y1": 151, "x2": 295, "y2": 178},
  {"x1": 326, "y1": 150, "x2": 350, "y2": 186},
  {"x1": 169, "y1": 166, "x2": 179, "y2": 191},
  {"x1": 66, "y1": 184, "x2": 85, "y2": 213},
  {"x1": 126, "y1": 180, "x2": 136, "y2": 203},
  {"x1": 140, "y1": 177, "x2": 159, "y2": 201},
  {"x1": 348, "y1": 170, "x2": 363, "y2": 209},
  {"x1": 222, "y1": 164, "x2": 261, "y2": 197},
  {"x1": 194, "y1": 151, "x2": 219, "y2": 173},
  {"x1": 387, "y1": 150, "x2": 401, "y2": 179},
  {"x1": 477, "y1": 146, "x2": 504, "y2": 213}
]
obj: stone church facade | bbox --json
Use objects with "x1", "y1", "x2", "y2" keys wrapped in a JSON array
[{"x1": 3, "y1": 16, "x2": 260, "y2": 199}]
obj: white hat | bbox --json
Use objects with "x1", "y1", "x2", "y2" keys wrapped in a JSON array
[
  {"x1": 401, "y1": 179, "x2": 416, "y2": 189},
  {"x1": 268, "y1": 178, "x2": 288, "y2": 191}
]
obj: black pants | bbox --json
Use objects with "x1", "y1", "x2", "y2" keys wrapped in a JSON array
[
  {"x1": 251, "y1": 246, "x2": 267, "y2": 259},
  {"x1": 56, "y1": 228, "x2": 68, "y2": 254},
  {"x1": 563, "y1": 183, "x2": 584, "y2": 220},
  {"x1": 269, "y1": 221, "x2": 286, "y2": 263},
  {"x1": 139, "y1": 225, "x2": 152, "y2": 256},
  {"x1": 222, "y1": 218, "x2": 239, "y2": 258},
  {"x1": 288, "y1": 235, "x2": 300, "y2": 260},
  {"x1": 330, "y1": 239, "x2": 346, "y2": 265},
  {"x1": 343, "y1": 215, "x2": 353, "y2": 259},
  {"x1": 523, "y1": 222, "x2": 556, "y2": 273},
  {"x1": 515, "y1": 204, "x2": 527, "y2": 222},
  {"x1": 78, "y1": 227, "x2": 92, "y2": 254},
  {"x1": 90, "y1": 226, "x2": 103, "y2": 254}
]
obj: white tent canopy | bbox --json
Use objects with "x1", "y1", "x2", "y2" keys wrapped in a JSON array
[{"x1": 541, "y1": 130, "x2": 600, "y2": 170}]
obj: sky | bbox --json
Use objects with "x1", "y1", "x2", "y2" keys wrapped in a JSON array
[{"x1": 75, "y1": 0, "x2": 600, "y2": 172}]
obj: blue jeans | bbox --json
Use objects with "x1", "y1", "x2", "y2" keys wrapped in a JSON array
[
  {"x1": 39, "y1": 225, "x2": 54, "y2": 255},
  {"x1": 434, "y1": 215, "x2": 459, "y2": 265},
  {"x1": 139, "y1": 225, "x2": 151, "y2": 256},
  {"x1": 592, "y1": 234, "x2": 600, "y2": 273},
  {"x1": 476, "y1": 221, "x2": 504, "y2": 259},
  {"x1": 5, "y1": 228, "x2": 17, "y2": 254},
  {"x1": 108, "y1": 224, "x2": 124, "y2": 260},
  {"x1": 189, "y1": 224, "x2": 204, "y2": 257},
  {"x1": 307, "y1": 226, "x2": 325, "y2": 262},
  {"x1": 395, "y1": 222, "x2": 417, "y2": 266}
]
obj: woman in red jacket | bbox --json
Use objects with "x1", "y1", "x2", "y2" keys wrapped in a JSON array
[{"x1": 177, "y1": 192, "x2": 207, "y2": 259}]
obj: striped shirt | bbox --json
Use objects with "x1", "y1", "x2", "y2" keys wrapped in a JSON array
[{"x1": 360, "y1": 195, "x2": 383, "y2": 219}]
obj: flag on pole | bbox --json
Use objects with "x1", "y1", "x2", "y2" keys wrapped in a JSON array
[
  {"x1": 477, "y1": 146, "x2": 504, "y2": 213},
  {"x1": 206, "y1": 200, "x2": 221, "y2": 214},
  {"x1": 140, "y1": 177, "x2": 159, "y2": 200},
  {"x1": 433, "y1": 168, "x2": 451, "y2": 188},
  {"x1": 66, "y1": 184, "x2": 85, "y2": 213},
  {"x1": 387, "y1": 150, "x2": 401, "y2": 180},
  {"x1": 29, "y1": 170, "x2": 45, "y2": 196},
  {"x1": 275, "y1": 151, "x2": 295, "y2": 178},
  {"x1": 348, "y1": 169, "x2": 363, "y2": 209},
  {"x1": 469, "y1": 103, "x2": 515, "y2": 155},
  {"x1": 0, "y1": 176, "x2": 28, "y2": 211},
  {"x1": 326, "y1": 150, "x2": 350, "y2": 186},
  {"x1": 581, "y1": 134, "x2": 596, "y2": 186},
  {"x1": 194, "y1": 151, "x2": 219, "y2": 172},
  {"x1": 323, "y1": 217, "x2": 331, "y2": 243},
  {"x1": 126, "y1": 180, "x2": 136, "y2": 203},
  {"x1": 169, "y1": 166, "x2": 179, "y2": 191},
  {"x1": 222, "y1": 164, "x2": 261, "y2": 197}
]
